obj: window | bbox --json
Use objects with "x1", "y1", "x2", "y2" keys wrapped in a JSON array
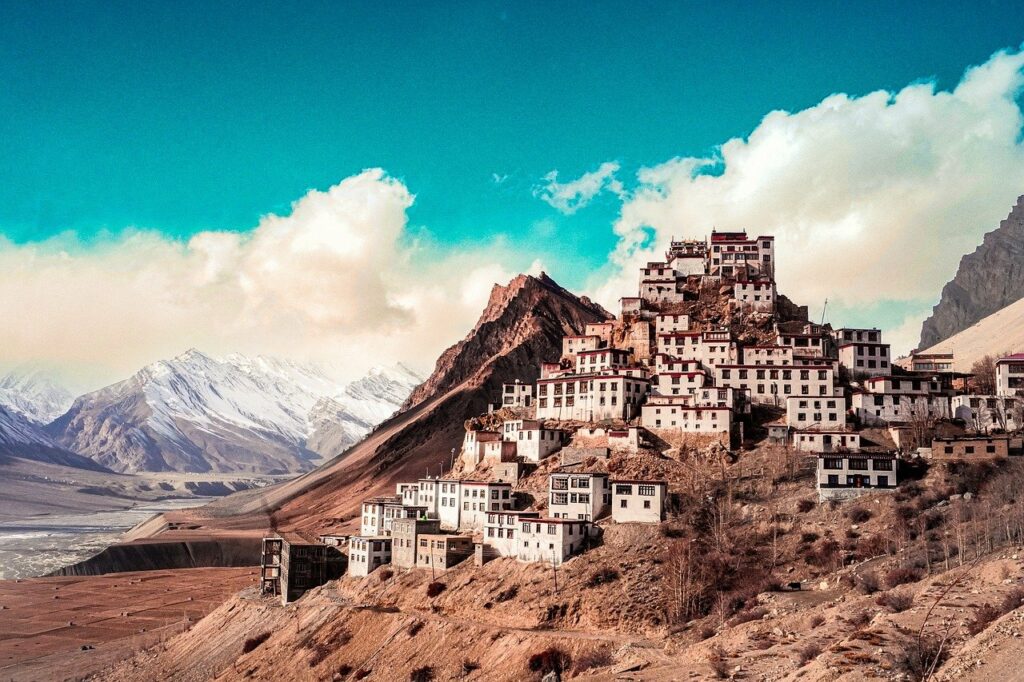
[
  {"x1": 620, "y1": 499, "x2": 627, "y2": 508},
  {"x1": 638, "y1": 485, "x2": 656, "y2": 496},
  {"x1": 823, "y1": 458, "x2": 842, "y2": 470},
  {"x1": 848, "y1": 458, "x2": 869, "y2": 471}
]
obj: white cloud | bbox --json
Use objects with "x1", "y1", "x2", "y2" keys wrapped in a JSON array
[
  {"x1": 0, "y1": 169, "x2": 535, "y2": 388},
  {"x1": 534, "y1": 161, "x2": 624, "y2": 214},
  {"x1": 591, "y1": 48, "x2": 1024, "y2": 355}
]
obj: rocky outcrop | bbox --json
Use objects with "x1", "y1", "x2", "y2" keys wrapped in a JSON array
[
  {"x1": 403, "y1": 272, "x2": 611, "y2": 410},
  {"x1": 919, "y1": 195, "x2": 1024, "y2": 349}
]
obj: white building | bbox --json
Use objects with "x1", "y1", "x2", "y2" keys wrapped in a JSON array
[
  {"x1": 561, "y1": 334, "x2": 603, "y2": 361},
  {"x1": 575, "y1": 348, "x2": 632, "y2": 374},
  {"x1": 907, "y1": 352, "x2": 954, "y2": 374},
  {"x1": 851, "y1": 392, "x2": 950, "y2": 425},
  {"x1": 461, "y1": 430, "x2": 501, "y2": 468},
  {"x1": 382, "y1": 502, "x2": 427, "y2": 533},
  {"x1": 360, "y1": 496, "x2": 401, "y2": 536},
  {"x1": 996, "y1": 354, "x2": 1024, "y2": 396},
  {"x1": 611, "y1": 480, "x2": 667, "y2": 523},
  {"x1": 584, "y1": 322, "x2": 615, "y2": 346},
  {"x1": 742, "y1": 345, "x2": 794, "y2": 366},
  {"x1": 483, "y1": 510, "x2": 540, "y2": 557},
  {"x1": 838, "y1": 342, "x2": 892, "y2": 378},
  {"x1": 516, "y1": 518, "x2": 590, "y2": 566},
  {"x1": 708, "y1": 231, "x2": 775, "y2": 279},
  {"x1": 793, "y1": 429, "x2": 861, "y2": 453},
  {"x1": 732, "y1": 280, "x2": 776, "y2": 311},
  {"x1": 777, "y1": 331, "x2": 828, "y2": 358},
  {"x1": 951, "y1": 395, "x2": 1021, "y2": 432},
  {"x1": 548, "y1": 472, "x2": 610, "y2": 521},
  {"x1": 535, "y1": 372, "x2": 650, "y2": 422},
  {"x1": 817, "y1": 453, "x2": 897, "y2": 501},
  {"x1": 714, "y1": 364, "x2": 834, "y2": 405},
  {"x1": 832, "y1": 328, "x2": 882, "y2": 345},
  {"x1": 653, "y1": 368, "x2": 709, "y2": 396},
  {"x1": 500, "y1": 381, "x2": 534, "y2": 408},
  {"x1": 786, "y1": 395, "x2": 846, "y2": 429},
  {"x1": 655, "y1": 313, "x2": 690, "y2": 334},
  {"x1": 348, "y1": 536, "x2": 392, "y2": 577},
  {"x1": 641, "y1": 399, "x2": 732, "y2": 435},
  {"x1": 459, "y1": 481, "x2": 514, "y2": 530},
  {"x1": 436, "y1": 478, "x2": 463, "y2": 530},
  {"x1": 396, "y1": 483, "x2": 419, "y2": 506},
  {"x1": 502, "y1": 419, "x2": 565, "y2": 462}
]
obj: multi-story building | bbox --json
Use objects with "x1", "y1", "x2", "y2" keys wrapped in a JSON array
[
  {"x1": 391, "y1": 517, "x2": 441, "y2": 569},
  {"x1": 348, "y1": 536, "x2": 393, "y2": 577},
  {"x1": 584, "y1": 322, "x2": 615, "y2": 346},
  {"x1": 666, "y1": 238, "x2": 708, "y2": 275},
  {"x1": 516, "y1": 518, "x2": 590, "y2": 566},
  {"x1": 951, "y1": 395, "x2": 1022, "y2": 432},
  {"x1": 792, "y1": 429, "x2": 861, "y2": 453},
  {"x1": 502, "y1": 419, "x2": 565, "y2": 462},
  {"x1": 732, "y1": 280, "x2": 776, "y2": 311},
  {"x1": 416, "y1": 534, "x2": 474, "y2": 572},
  {"x1": 996, "y1": 353, "x2": 1024, "y2": 396},
  {"x1": 575, "y1": 348, "x2": 632, "y2": 374},
  {"x1": 742, "y1": 345, "x2": 794, "y2": 366},
  {"x1": 786, "y1": 395, "x2": 846, "y2": 429},
  {"x1": 548, "y1": 472, "x2": 610, "y2": 521},
  {"x1": 459, "y1": 481, "x2": 514, "y2": 530},
  {"x1": 655, "y1": 313, "x2": 690, "y2": 335},
  {"x1": 611, "y1": 480, "x2": 667, "y2": 523},
  {"x1": 850, "y1": 376, "x2": 950, "y2": 425},
  {"x1": 500, "y1": 380, "x2": 534, "y2": 408},
  {"x1": 640, "y1": 399, "x2": 732, "y2": 435},
  {"x1": 436, "y1": 478, "x2": 464, "y2": 530},
  {"x1": 907, "y1": 351, "x2": 955, "y2": 374},
  {"x1": 561, "y1": 334, "x2": 603, "y2": 362},
  {"x1": 535, "y1": 372, "x2": 650, "y2": 421},
  {"x1": 714, "y1": 364, "x2": 834, "y2": 405},
  {"x1": 838, "y1": 341, "x2": 891, "y2": 378},
  {"x1": 707, "y1": 231, "x2": 775, "y2": 279},
  {"x1": 777, "y1": 331, "x2": 828, "y2": 358},
  {"x1": 360, "y1": 496, "x2": 401, "y2": 536},
  {"x1": 382, "y1": 502, "x2": 427, "y2": 534},
  {"x1": 260, "y1": 533, "x2": 340, "y2": 605},
  {"x1": 816, "y1": 453, "x2": 898, "y2": 500},
  {"x1": 484, "y1": 510, "x2": 541, "y2": 557},
  {"x1": 931, "y1": 436, "x2": 1010, "y2": 461}
]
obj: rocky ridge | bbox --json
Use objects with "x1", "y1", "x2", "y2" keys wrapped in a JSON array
[{"x1": 919, "y1": 195, "x2": 1024, "y2": 349}]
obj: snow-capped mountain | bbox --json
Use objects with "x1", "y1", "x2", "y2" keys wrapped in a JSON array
[
  {"x1": 0, "y1": 369, "x2": 75, "y2": 424},
  {"x1": 0, "y1": 403, "x2": 108, "y2": 471},
  {"x1": 45, "y1": 350, "x2": 421, "y2": 474},
  {"x1": 306, "y1": 364, "x2": 422, "y2": 456}
]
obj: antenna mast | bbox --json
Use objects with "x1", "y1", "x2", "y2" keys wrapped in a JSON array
[{"x1": 820, "y1": 298, "x2": 828, "y2": 326}]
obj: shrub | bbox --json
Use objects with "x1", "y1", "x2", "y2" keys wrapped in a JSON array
[
  {"x1": 876, "y1": 590, "x2": 913, "y2": 613},
  {"x1": 885, "y1": 567, "x2": 923, "y2": 589},
  {"x1": 587, "y1": 567, "x2": 620, "y2": 587},
  {"x1": 847, "y1": 507, "x2": 872, "y2": 523},
  {"x1": 426, "y1": 581, "x2": 446, "y2": 598},
  {"x1": 967, "y1": 603, "x2": 1001, "y2": 636},
  {"x1": 706, "y1": 644, "x2": 730, "y2": 679},
  {"x1": 854, "y1": 535, "x2": 890, "y2": 560},
  {"x1": 797, "y1": 643, "x2": 823, "y2": 666},
  {"x1": 698, "y1": 625, "x2": 716, "y2": 640},
  {"x1": 461, "y1": 660, "x2": 481, "y2": 675},
  {"x1": 527, "y1": 648, "x2": 571, "y2": 677},
  {"x1": 408, "y1": 620, "x2": 424, "y2": 637},
  {"x1": 410, "y1": 667, "x2": 434, "y2": 682},
  {"x1": 895, "y1": 633, "x2": 948, "y2": 680},
  {"x1": 338, "y1": 664, "x2": 353, "y2": 677},
  {"x1": 809, "y1": 614, "x2": 825, "y2": 628},
  {"x1": 242, "y1": 632, "x2": 271, "y2": 654},
  {"x1": 797, "y1": 499, "x2": 816, "y2": 513},
  {"x1": 804, "y1": 539, "x2": 841, "y2": 568},
  {"x1": 378, "y1": 568, "x2": 394, "y2": 582},
  {"x1": 572, "y1": 647, "x2": 614, "y2": 674},
  {"x1": 800, "y1": 531, "x2": 820, "y2": 544},
  {"x1": 855, "y1": 571, "x2": 880, "y2": 595},
  {"x1": 1001, "y1": 586, "x2": 1024, "y2": 613},
  {"x1": 660, "y1": 524, "x2": 685, "y2": 538}
]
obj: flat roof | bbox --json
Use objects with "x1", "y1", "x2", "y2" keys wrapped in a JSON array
[{"x1": 610, "y1": 479, "x2": 668, "y2": 485}]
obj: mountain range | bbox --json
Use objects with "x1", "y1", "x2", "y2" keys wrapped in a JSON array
[{"x1": 0, "y1": 353, "x2": 420, "y2": 475}]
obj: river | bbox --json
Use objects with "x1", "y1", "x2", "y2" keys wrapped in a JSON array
[{"x1": 0, "y1": 497, "x2": 213, "y2": 580}]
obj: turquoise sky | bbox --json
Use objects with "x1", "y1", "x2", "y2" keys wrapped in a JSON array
[{"x1": 2, "y1": 1, "x2": 1023, "y2": 289}]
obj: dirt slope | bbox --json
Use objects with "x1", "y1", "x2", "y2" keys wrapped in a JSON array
[{"x1": 917, "y1": 293, "x2": 1024, "y2": 371}]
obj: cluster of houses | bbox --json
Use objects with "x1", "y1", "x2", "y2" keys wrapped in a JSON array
[{"x1": 261, "y1": 231, "x2": 1024, "y2": 604}]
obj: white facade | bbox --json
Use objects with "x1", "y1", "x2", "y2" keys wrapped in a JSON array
[
  {"x1": 561, "y1": 335, "x2": 602, "y2": 361},
  {"x1": 708, "y1": 232, "x2": 775, "y2": 278},
  {"x1": 793, "y1": 430, "x2": 861, "y2": 453},
  {"x1": 714, "y1": 364, "x2": 834, "y2": 405},
  {"x1": 655, "y1": 313, "x2": 690, "y2": 334},
  {"x1": 996, "y1": 354, "x2": 1024, "y2": 396},
  {"x1": 500, "y1": 381, "x2": 534, "y2": 408},
  {"x1": 548, "y1": 472, "x2": 610, "y2": 521},
  {"x1": 732, "y1": 280, "x2": 776, "y2": 311},
  {"x1": 838, "y1": 342, "x2": 892, "y2": 377},
  {"x1": 777, "y1": 332, "x2": 827, "y2": 358},
  {"x1": 535, "y1": 373, "x2": 650, "y2": 422},
  {"x1": 575, "y1": 348, "x2": 632, "y2": 374},
  {"x1": 817, "y1": 454, "x2": 897, "y2": 501},
  {"x1": 641, "y1": 401, "x2": 732, "y2": 434},
  {"x1": 516, "y1": 518, "x2": 589, "y2": 566},
  {"x1": 951, "y1": 395, "x2": 1022, "y2": 432},
  {"x1": 832, "y1": 328, "x2": 882, "y2": 345},
  {"x1": 611, "y1": 480, "x2": 667, "y2": 523},
  {"x1": 851, "y1": 392, "x2": 950, "y2": 426},
  {"x1": 742, "y1": 345, "x2": 794, "y2": 366},
  {"x1": 483, "y1": 510, "x2": 540, "y2": 557},
  {"x1": 584, "y1": 322, "x2": 615, "y2": 346},
  {"x1": 653, "y1": 369, "x2": 709, "y2": 396},
  {"x1": 459, "y1": 481, "x2": 514, "y2": 530},
  {"x1": 502, "y1": 419, "x2": 564, "y2": 462},
  {"x1": 786, "y1": 395, "x2": 846, "y2": 429},
  {"x1": 436, "y1": 478, "x2": 463, "y2": 530},
  {"x1": 348, "y1": 536, "x2": 392, "y2": 577},
  {"x1": 360, "y1": 497, "x2": 399, "y2": 537}
]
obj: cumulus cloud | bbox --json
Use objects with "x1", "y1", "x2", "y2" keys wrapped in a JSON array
[
  {"x1": 590, "y1": 48, "x2": 1024, "y2": 355},
  {"x1": 534, "y1": 161, "x2": 624, "y2": 214},
  {"x1": 0, "y1": 169, "x2": 536, "y2": 388}
]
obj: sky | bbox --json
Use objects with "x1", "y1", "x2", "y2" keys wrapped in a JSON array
[{"x1": 2, "y1": 2, "x2": 1024, "y2": 389}]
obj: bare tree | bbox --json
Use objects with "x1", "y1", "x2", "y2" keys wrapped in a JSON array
[{"x1": 970, "y1": 355, "x2": 997, "y2": 395}]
